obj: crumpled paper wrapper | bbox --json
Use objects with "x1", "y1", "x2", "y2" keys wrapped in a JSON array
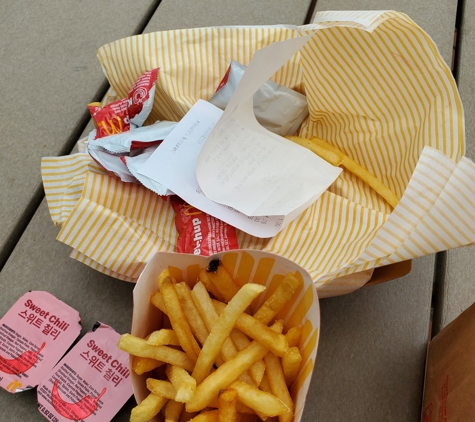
[{"x1": 41, "y1": 11, "x2": 475, "y2": 296}]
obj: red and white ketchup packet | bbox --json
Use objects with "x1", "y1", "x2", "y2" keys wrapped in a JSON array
[
  {"x1": 88, "y1": 121, "x2": 176, "y2": 155},
  {"x1": 88, "y1": 99, "x2": 129, "y2": 139},
  {"x1": 171, "y1": 196, "x2": 239, "y2": 255},
  {"x1": 37, "y1": 322, "x2": 133, "y2": 422},
  {"x1": 88, "y1": 68, "x2": 159, "y2": 139},
  {"x1": 127, "y1": 69, "x2": 159, "y2": 128},
  {"x1": 0, "y1": 291, "x2": 81, "y2": 393}
]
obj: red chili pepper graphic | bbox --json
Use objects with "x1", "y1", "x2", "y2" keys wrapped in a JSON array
[
  {"x1": 51, "y1": 378, "x2": 106, "y2": 420},
  {"x1": 0, "y1": 342, "x2": 45, "y2": 375}
]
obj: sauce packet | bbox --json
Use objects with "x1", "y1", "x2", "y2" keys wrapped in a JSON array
[
  {"x1": 88, "y1": 99, "x2": 129, "y2": 139},
  {"x1": 0, "y1": 291, "x2": 81, "y2": 393},
  {"x1": 209, "y1": 60, "x2": 308, "y2": 136},
  {"x1": 121, "y1": 146, "x2": 173, "y2": 196},
  {"x1": 171, "y1": 196, "x2": 239, "y2": 255},
  {"x1": 88, "y1": 68, "x2": 159, "y2": 139},
  {"x1": 87, "y1": 121, "x2": 177, "y2": 155},
  {"x1": 86, "y1": 121, "x2": 177, "y2": 185},
  {"x1": 127, "y1": 69, "x2": 159, "y2": 128},
  {"x1": 37, "y1": 322, "x2": 133, "y2": 422}
]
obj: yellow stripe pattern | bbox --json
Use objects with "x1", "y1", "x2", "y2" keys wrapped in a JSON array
[
  {"x1": 41, "y1": 12, "x2": 473, "y2": 295},
  {"x1": 41, "y1": 154, "x2": 109, "y2": 226},
  {"x1": 56, "y1": 171, "x2": 176, "y2": 280}
]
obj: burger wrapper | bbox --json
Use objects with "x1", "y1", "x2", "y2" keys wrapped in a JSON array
[
  {"x1": 130, "y1": 250, "x2": 320, "y2": 422},
  {"x1": 41, "y1": 11, "x2": 475, "y2": 296}
]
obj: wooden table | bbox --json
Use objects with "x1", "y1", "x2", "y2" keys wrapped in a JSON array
[{"x1": 1, "y1": 1, "x2": 472, "y2": 421}]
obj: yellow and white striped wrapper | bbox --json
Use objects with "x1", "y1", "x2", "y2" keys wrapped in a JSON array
[
  {"x1": 41, "y1": 11, "x2": 475, "y2": 296},
  {"x1": 130, "y1": 250, "x2": 320, "y2": 422}
]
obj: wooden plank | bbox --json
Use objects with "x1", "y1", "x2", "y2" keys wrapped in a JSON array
[
  {"x1": 0, "y1": 0, "x2": 160, "y2": 267},
  {"x1": 433, "y1": 0, "x2": 475, "y2": 334},
  {"x1": 302, "y1": 2, "x2": 458, "y2": 420},
  {"x1": 145, "y1": 0, "x2": 313, "y2": 30}
]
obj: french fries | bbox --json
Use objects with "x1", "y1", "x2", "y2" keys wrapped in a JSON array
[
  {"x1": 132, "y1": 356, "x2": 164, "y2": 375},
  {"x1": 130, "y1": 392, "x2": 167, "y2": 422},
  {"x1": 166, "y1": 400, "x2": 184, "y2": 422},
  {"x1": 228, "y1": 329, "x2": 265, "y2": 386},
  {"x1": 122, "y1": 260, "x2": 306, "y2": 422},
  {"x1": 166, "y1": 365, "x2": 197, "y2": 403},
  {"x1": 158, "y1": 270, "x2": 201, "y2": 362},
  {"x1": 286, "y1": 135, "x2": 400, "y2": 208},
  {"x1": 118, "y1": 334, "x2": 194, "y2": 372},
  {"x1": 285, "y1": 327, "x2": 302, "y2": 348},
  {"x1": 263, "y1": 353, "x2": 294, "y2": 422},
  {"x1": 175, "y1": 282, "x2": 210, "y2": 345},
  {"x1": 191, "y1": 282, "x2": 256, "y2": 386},
  {"x1": 191, "y1": 282, "x2": 265, "y2": 384},
  {"x1": 148, "y1": 329, "x2": 181, "y2": 347},
  {"x1": 212, "y1": 299, "x2": 289, "y2": 357},
  {"x1": 198, "y1": 269, "x2": 223, "y2": 301},
  {"x1": 253, "y1": 272, "x2": 302, "y2": 325},
  {"x1": 218, "y1": 388, "x2": 238, "y2": 422},
  {"x1": 147, "y1": 379, "x2": 179, "y2": 400},
  {"x1": 188, "y1": 410, "x2": 260, "y2": 422},
  {"x1": 230, "y1": 380, "x2": 290, "y2": 418},
  {"x1": 186, "y1": 320, "x2": 283, "y2": 413},
  {"x1": 206, "y1": 259, "x2": 239, "y2": 302},
  {"x1": 281, "y1": 347, "x2": 302, "y2": 387}
]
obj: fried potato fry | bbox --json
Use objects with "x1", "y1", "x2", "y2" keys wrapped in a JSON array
[
  {"x1": 206, "y1": 260, "x2": 239, "y2": 302},
  {"x1": 186, "y1": 320, "x2": 283, "y2": 413},
  {"x1": 231, "y1": 380, "x2": 289, "y2": 418},
  {"x1": 208, "y1": 398, "x2": 255, "y2": 415},
  {"x1": 218, "y1": 388, "x2": 238, "y2": 422},
  {"x1": 132, "y1": 355, "x2": 165, "y2": 375},
  {"x1": 132, "y1": 333, "x2": 166, "y2": 375},
  {"x1": 259, "y1": 373, "x2": 272, "y2": 394},
  {"x1": 118, "y1": 334, "x2": 194, "y2": 372},
  {"x1": 131, "y1": 392, "x2": 168, "y2": 422},
  {"x1": 189, "y1": 410, "x2": 219, "y2": 422},
  {"x1": 285, "y1": 326, "x2": 302, "y2": 348},
  {"x1": 158, "y1": 270, "x2": 201, "y2": 362},
  {"x1": 191, "y1": 282, "x2": 255, "y2": 386},
  {"x1": 151, "y1": 290, "x2": 167, "y2": 313},
  {"x1": 148, "y1": 329, "x2": 181, "y2": 347},
  {"x1": 166, "y1": 400, "x2": 184, "y2": 422},
  {"x1": 189, "y1": 410, "x2": 259, "y2": 422},
  {"x1": 166, "y1": 365, "x2": 197, "y2": 403},
  {"x1": 212, "y1": 299, "x2": 288, "y2": 357},
  {"x1": 253, "y1": 272, "x2": 302, "y2": 325},
  {"x1": 282, "y1": 346, "x2": 302, "y2": 387},
  {"x1": 175, "y1": 282, "x2": 210, "y2": 345},
  {"x1": 263, "y1": 353, "x2": 293, "y2": 422},
  {"x1": 228, "y1": 329, "x2": 265, "y2": 386},
  {"x1": 286, "y1": 135, "x2": 400, "y2": 208},
  {"x1": 147, "y1": 378, "x2": 178, "y2": 400},
  {"x1": 191, "y1": 282, "x2": 265, "y2": 384},
  {"x1": 179, "y1": 411, "x2": 198, "y2": 422},
  {"x1": 198, "y1": 269, "x2": 224, "y2": 301}
]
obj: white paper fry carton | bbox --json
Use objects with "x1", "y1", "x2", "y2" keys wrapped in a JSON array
[{"x1": 130, "y1": 250, "x2": 320, "y2": 422}]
